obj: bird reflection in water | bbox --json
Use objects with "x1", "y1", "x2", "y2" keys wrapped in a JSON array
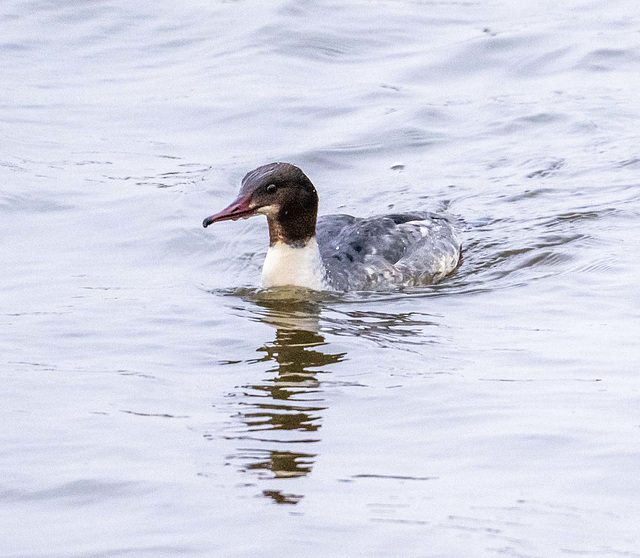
[
  {"x1": 228, "y1": 294, "x2": 345, "y2": 504},
  {"x1": 223, "y1": 289, "x2": 442, "y2": 504}
]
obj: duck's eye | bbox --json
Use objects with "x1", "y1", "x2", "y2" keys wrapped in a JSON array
[{"x1": 266, "y1": 183, "x2": 277, "y2": 194}]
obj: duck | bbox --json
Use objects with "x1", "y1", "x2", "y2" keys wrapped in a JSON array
[{"x1": 202, "y1": 162, "x2": 461, "y2": 291}]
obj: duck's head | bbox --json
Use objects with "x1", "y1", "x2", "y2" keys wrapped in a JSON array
[{"x1": 203, "y1": 162, "x2": 319, "y2": 246}]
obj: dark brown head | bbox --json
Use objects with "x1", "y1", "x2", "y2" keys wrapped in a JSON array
[{"x1": 202, "y1": 162, "x2": 319, "y2": 246}]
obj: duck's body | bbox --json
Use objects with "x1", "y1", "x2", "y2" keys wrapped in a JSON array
[
  {"x1": 316, "y1": 212, "x2": 460, "y2": 290},
  {"x1": 203, "y1": 163, "x2": 461, "y2": 291}
]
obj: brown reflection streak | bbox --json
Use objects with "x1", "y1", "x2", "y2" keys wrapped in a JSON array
[
  {"x1": 227, "y1": 298, "x2": 346, "y2": 502},
  {"x1": 262, "y1": 490, "x2": 303, "y2": 505},
  {"x1": 242, "y1": 449, "x2": 315, "y2": 479}
]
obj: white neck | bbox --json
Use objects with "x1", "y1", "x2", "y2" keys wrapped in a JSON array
[{"x1": 261, "y1": 238, "x2": 327, "y2": 291}]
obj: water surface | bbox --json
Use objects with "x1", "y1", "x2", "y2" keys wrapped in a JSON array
[{"x1": 2, "y1": 0, "x2": 640, "y2": 556}]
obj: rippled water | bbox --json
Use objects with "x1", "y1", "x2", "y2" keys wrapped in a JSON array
[{"x1": 2, "y1": 0, "x2": 640, "y2": 556}]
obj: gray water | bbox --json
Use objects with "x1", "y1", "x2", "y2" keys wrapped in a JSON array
[{"x1": 2, "y1": 0, "x2": 640, "y2": 556}]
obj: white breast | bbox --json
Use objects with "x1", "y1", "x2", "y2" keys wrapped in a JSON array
[{"x1": 261, "y1": 238, "x2": 327, "y2": 291}]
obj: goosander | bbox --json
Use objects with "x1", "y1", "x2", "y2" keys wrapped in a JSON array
[{"x1": 203, "y1": 163, "x2": 461, "y2": 291}]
